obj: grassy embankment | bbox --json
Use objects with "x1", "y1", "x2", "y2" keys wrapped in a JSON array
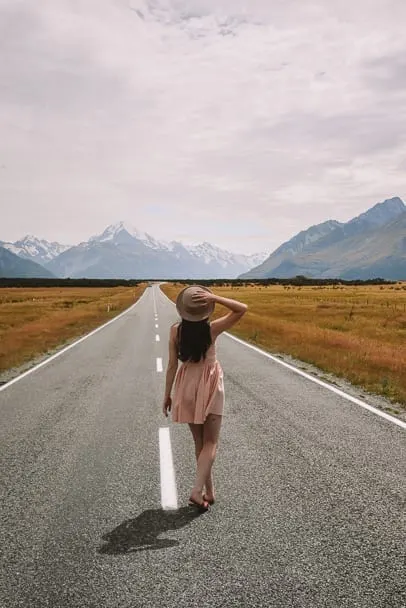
[
  {"x1": 0, "y1": 285, "x2": 146, "y2": 375},
  {"x1": 161, "y1": 283, "x2": 406, "y2": 407}
]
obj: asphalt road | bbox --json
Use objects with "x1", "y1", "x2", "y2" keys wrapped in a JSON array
[{"x1": 1, "y1": 284, "x2": 405, "y2": 608}]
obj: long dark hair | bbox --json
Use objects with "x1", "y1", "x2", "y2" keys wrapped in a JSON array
[{"x1": 177, "y1": 319, "x2": 212, "y2": 363}]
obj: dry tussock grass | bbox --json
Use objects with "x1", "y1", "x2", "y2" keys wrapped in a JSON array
[
  {"x1": 162, "y1": 283, "x2": 406, "y2": 405},
  {"x1": 0, "y1": 285, "x2": 146, "y2": 373}
]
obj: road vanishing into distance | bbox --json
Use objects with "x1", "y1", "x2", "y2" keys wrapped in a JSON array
[{"x1": 1, "y1": 285, "x2": 405, "y2": 608}]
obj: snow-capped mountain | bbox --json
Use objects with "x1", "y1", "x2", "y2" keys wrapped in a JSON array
[
  {"x1": 45, "y1": 222, "x2": 266, "y2": 279},
  {"x1": 187, "y1": 241, "x2": 267, "y2": 269},
  {"x1": 89, "y1": 223, "x2": 268, "y2": 268},
  {"x1": 1, "y1": 235, "x2": 71, "y2": 266},
  {"x1": 89, "y1": 221, "x2": 169, "y2": 251}
]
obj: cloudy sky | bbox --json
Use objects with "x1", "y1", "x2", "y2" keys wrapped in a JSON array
[{"x1": 1, "y1": 0, "x2": 405, "y2": 254}]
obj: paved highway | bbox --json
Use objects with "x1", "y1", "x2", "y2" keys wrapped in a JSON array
[{"x1": 1, "y1": 284, "x2": 405, "y2": 607}]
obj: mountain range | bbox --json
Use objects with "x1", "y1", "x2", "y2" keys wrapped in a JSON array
[
  {"x1": 0, "y1": 224, "x2": 267, "y2": 279},
  {"x1": 241, "y1": 197, "x2": 406, "y2": 280},
  {"x1": 1, "y1": 197, "x2": 405, "y2": 280}
]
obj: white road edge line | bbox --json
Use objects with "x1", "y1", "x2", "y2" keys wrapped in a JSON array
[
  {"x1": 156, "y1": 357, "x2": 163, "y2": 372},
  {"x1": 225, "y1": 333, "x2": 406, "y2": 431},
  {"x1": 0, "y1": 286, "x2": 149, "y2": 394},
  {"x1": 159, "y1": 427, "x2": 178, "y2": 510},
  {"x1": 156, "y1": 334, "x2": 160, "y2": 342},
  {"x1": 155, "y1": 323, "x2": 159, "y2": 329},
  {"x1": 158, "y1": 285, "x2": 406, "y2": 431}
]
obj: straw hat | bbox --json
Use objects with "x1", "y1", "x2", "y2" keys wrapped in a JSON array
[{"x1": 176, "y1": 284, "x2": 215, "y2": 322}]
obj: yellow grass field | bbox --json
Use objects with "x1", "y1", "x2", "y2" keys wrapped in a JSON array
[
  {"x1": 162, "y1": 283, "x2": 406, "y2": 407},
  {"x1": 0, "y1": 285, "x2": 146, "y2": 375}
]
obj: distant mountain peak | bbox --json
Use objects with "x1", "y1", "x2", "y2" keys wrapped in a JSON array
[
  {"x1": 347, "y1": 196, "x2": 405, "y2": 229},
  {"x1": 359, "y1": 196, "x2": 404, "y2": 213},
  {"x1": 91, "y1": 221, "x2": 143, "y2": 241},
  {"x1": 20, "y1": 234, "x2": 38, "y2": 242},
  {"x1": 90, "y1": 221, "x2": 174, "y2": 252},
  {"x1": 381, "y1": 196, "x2": 404, "y2": 206},
  {"x1": 1, "y1": 235, "x2": 71, "y2": 265}
]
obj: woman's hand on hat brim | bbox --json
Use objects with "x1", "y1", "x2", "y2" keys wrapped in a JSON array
[{"x1": 191, "y1": 289, "x2": 215, "y2": 303}]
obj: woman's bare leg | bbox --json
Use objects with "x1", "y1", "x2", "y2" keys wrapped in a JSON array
[
  {"x1": 188, "y1": 423, "x2": 212, "y2": 498},
  {"x1": 188, "y1": 423, "x2": 204, "y2": 461},
  {"x1": 190, "y1": 414, "x2": 222, "y2": 504}
]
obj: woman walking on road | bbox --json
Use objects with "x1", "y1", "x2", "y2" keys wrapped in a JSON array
[{"x1": 163, "y1": 285, "x2": 248, "y2": 511}]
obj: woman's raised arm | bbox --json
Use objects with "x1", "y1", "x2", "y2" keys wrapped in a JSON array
[{"x1": 191, "y1": 289, "x2": 248, "y2": 338}]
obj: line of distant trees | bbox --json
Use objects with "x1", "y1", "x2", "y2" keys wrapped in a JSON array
[
  {"x1": 0, "y1": 278, "x2": 143, "y2": 288},
  {"x1": 0, "y1": 275, "x2": 398, "y2": 288},
  {"x1": 172, "y1": 276, "x2": 398, "y2": 286}
]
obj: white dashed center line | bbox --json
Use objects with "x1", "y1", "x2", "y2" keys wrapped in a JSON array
[
  {"x1": 152, "y1": 288, "x2": 158, "y2": 316},
  {"x1": 155, "y1": 288, "x2": 177, "y2": 509},
  {"x1": 159, "y1": 427, "x2": 178, "y2": 510}
]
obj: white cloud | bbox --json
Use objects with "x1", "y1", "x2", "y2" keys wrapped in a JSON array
[{"x1": 0, "y1": 0, "x2": 405, "y2": 253}]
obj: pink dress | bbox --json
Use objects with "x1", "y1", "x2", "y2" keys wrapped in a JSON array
[{"x1": 172, "y1": 341, "x2": 225, "y2": 424}]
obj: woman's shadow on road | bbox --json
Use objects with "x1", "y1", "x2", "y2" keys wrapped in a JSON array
[{"x1": 98, "y1": 507, "x2": 204, "y2": 554}]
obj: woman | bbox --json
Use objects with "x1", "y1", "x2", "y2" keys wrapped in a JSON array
[{"x1": 162, "y1": 285, "x2": 248, "y2": 511}]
